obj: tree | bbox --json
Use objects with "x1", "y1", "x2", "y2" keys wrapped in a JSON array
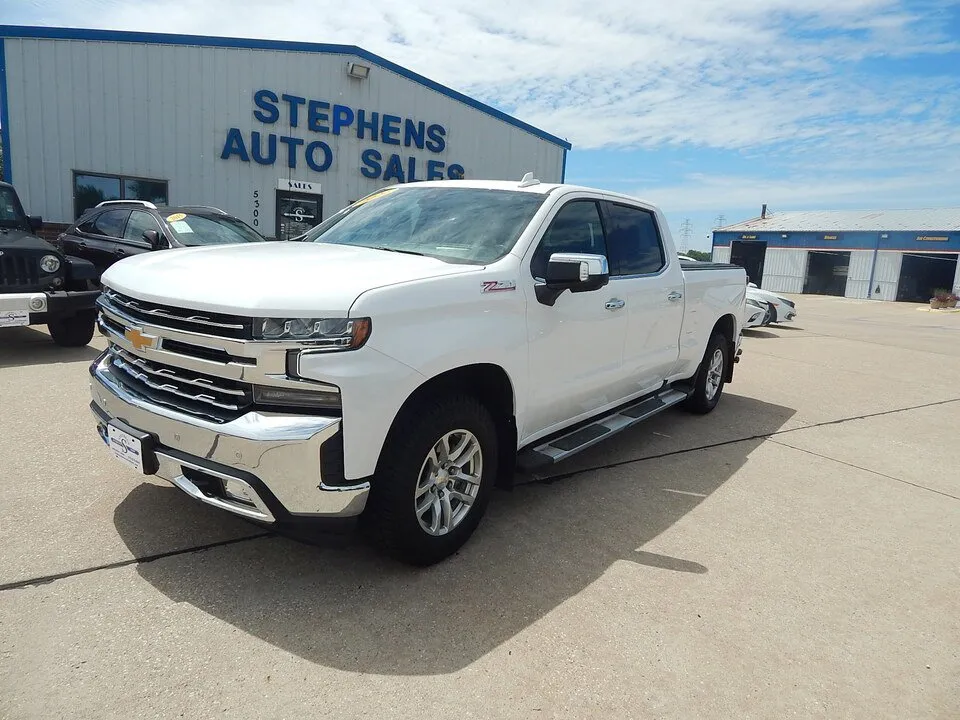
[{"x1": 686, "y1": 249, "x2": 712, "y2": 262}]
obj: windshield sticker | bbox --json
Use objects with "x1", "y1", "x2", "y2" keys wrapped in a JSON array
[
  {"x1": 166, "y1": 212, "x2": 187, "y2": 222},
  {"x1": 482, "y1": 280, "x2": 517, "y2": 293},
  {"x1": 170, "y1": 220, "x2": 194, "y2": 233}
]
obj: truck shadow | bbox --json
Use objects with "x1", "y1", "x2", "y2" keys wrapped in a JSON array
[
  {"x1": 0, "y1": 327, "x2": 102, "y2": 368},
  {"x1": 113, "y1": 393, "x2": 795, "y2": 676}
]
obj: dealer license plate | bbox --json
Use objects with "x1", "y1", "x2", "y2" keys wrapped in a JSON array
[
  {"x1": 107, "y1": 423, "x2": 147, "y2": 474},
  {"x1": 0, "y1": 310, "x2": 29, "y2": 328}
]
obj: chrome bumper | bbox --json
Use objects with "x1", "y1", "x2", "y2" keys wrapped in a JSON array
[
  {"x1": 0, "y1": 292, "x2": 47, "y2": 313},
  {"x1": 90, "y1": 354, "x2": 369, "y2": 521}
]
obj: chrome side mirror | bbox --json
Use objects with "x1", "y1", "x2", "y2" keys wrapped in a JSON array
[{"x1": 536, "y1": 252, "x2": 610, "y2": 306}]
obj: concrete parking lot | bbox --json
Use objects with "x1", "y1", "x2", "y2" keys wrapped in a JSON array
[{"x1": 1, "y1": 295, "x2": 958, "y2": 719}]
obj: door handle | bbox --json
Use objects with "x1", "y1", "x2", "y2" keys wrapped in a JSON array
[
  {"x1": 667, "y1": 291, "x2": 683, "y2": 302},
  {"x1": 115, "y1": 248, "x2": 126, "y2": 255},
  {"x1": 605, "y1": 298, "x2": 626, "y2": 310}
]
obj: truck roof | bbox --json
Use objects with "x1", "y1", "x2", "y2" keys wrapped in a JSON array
[{"x1": 383, "y1": 179, "x2": 661, "y2": 211}]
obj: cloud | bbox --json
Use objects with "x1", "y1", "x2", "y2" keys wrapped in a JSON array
[
  {"x1": 9, "y1": 0, "x2": 959, "y2": 221},
  {"x1": 16, "y1": 1, "x2": 958, "y2": 144},
  {"x1": 643, "y1": 171, "x2": 959, "y2": 214}
]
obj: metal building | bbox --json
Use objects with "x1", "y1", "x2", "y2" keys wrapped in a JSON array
[
  {"x1": 712, "y1": 207, "x2": 960, "y2": 302},
  {"x1": 0, "y1": 25, "x2": 570, "y2": 240}
]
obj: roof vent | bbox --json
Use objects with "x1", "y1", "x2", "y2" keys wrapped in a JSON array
[{"x1": 518, "y1": 172, "x2": 541, "y2": 188}]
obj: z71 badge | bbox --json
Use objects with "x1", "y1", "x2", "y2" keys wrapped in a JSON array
[{"x1": 481, "y1": 280, "x2": 517, "y2": 293}]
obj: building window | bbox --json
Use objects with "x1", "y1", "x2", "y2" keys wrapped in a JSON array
[{"x1": 73, "y1": 171, "x2": 169, "y2": 218}]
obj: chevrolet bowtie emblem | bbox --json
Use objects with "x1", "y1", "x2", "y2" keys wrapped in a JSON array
[{"x1": 124, "y1": 327, "x2": 158, "y2": 352}]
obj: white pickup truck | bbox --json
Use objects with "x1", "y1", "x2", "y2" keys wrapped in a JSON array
[{"x1": 90, "y1": 177, "x2": 747, "y2": 565}]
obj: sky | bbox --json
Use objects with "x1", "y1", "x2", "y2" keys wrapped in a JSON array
[{"x1": 6, "y1": 0, "x2": 960, "y2": 251}]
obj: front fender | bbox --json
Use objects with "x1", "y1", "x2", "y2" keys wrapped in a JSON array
[{"x1": 65, "y1": 255, "x2": 99, "y2": 285}]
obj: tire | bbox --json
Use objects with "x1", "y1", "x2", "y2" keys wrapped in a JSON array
[
  {"x1": 683, "y1": 330, "x2": 729, "y2": 414},
  {"x1": 47, "y1": 312, "x2": 96, "y2": 347},
  {"x1": 761, "y1": 302, "x2": 775, "y2": 326},
  {"x1": 364, "y1": 394, "x2": 498, "y2": 566}
]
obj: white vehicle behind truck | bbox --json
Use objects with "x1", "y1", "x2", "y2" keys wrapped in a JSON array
[{"x1": 90, "y1": 176, "x2": 747, "y2": 565}]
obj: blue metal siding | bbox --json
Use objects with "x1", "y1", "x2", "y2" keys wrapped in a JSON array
[
  {"x1": 0, "y1": 25, "x2": 572, "y2": 151},
  {"x1": 713, "y1": 230, "x2": 960, "y2": 253}
]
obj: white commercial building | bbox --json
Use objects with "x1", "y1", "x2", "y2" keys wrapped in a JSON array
[
  {"x1": 713, "y1": 208, "x2": 960, "y2": 302},
  {"x1": 0, "y1": 25, "x2": 570, "y2": 240}
]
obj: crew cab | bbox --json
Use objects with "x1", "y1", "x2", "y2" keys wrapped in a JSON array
[
  {"x1": 0, "y1": 181, "x2": 100, "y2": 346},
  {"x1": 89, "y1": 177, "x2": 747, "y2": 565}
]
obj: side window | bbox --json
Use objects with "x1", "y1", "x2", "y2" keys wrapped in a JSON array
[
  {"x1": 530, "y1": 200, "x2": 607, "y2": 279},
  {"x1": 605, "y1": 203, "x2": 665, "y2": 276},
  {"x1": 123, "y1": 210, "x2": 162, "y2": 245},
  {"x1": 91, "y1": 209, "x2": 130, "y2": 239},
  {"x1": 76, "y1": 214, "x2": 99, "y2": 235}
]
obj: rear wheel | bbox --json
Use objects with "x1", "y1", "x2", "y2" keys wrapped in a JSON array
[
  {"x1": 364, "y1": 395, "x2": 497, "y2": 566},
  {"x1": 47, "y1": 312, "x2": 96, "y2": 347},
  {"x1": 683, "y1": 331, "x2": 729, "y2": 414}
]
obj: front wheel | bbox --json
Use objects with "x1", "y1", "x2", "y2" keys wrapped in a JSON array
[
  {"x1": 47, "y1": 312, "x2": 96, "y2": 347},
  {"x1": 683, "y1": 331, "x2": 729, "y2": 414},
  {"x1": 364, "y1": 395, "x2": 498, "y2": 566},
  {"x1": 761, "y1": 302, "x2": 775, "y2": 326}
]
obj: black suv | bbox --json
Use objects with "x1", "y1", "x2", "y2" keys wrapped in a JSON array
[
  {"x1": 1, "y1": 181, "x2": 100, "y2": 346},
  {"x1": 58, "y1": 201, "x2": 265, "y2": 280}
]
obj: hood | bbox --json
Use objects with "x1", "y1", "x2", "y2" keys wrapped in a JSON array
[
  {"x1": 0, "y1": 228, "x2": 57, "y2": 253},
  {"x1": 101, "y1": 241, "x2": 479, "y2": 316},
  {"x1": 746, "y1": 286, "x2": 787, "y2": 304}
]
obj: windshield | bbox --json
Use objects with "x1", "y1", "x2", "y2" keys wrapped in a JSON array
[
  {"x1": 303, "y1": 187, "x2": 547, "y2": 264},
  {"x1": 0, "y1": 187, "x2": 29, "y2": 231},
  {"x1": 164, "y1": 213, "x2": 264, "y2": 246}
]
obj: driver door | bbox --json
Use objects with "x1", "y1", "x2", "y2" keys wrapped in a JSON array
[{"x1": 522, "y1": 198, "x2": 629, "y2": 441}]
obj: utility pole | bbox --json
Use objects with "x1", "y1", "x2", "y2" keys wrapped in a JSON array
[
  {"x1": 714, "y1": 214, "x2": 726, "y2": 229},
  {"x1": 678, "y1": 218, "x2": 693, "y2": 253}
]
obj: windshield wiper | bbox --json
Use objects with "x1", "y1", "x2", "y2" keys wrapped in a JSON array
[{"x1": 371, "y1": 246, "x2": 425, "y2": 257}]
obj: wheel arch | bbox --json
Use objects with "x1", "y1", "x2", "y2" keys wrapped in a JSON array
[
  {"x1": 384, "y1": 363, "x2": 518, "y2": 489},
  {"x1": 712, "y1": 313, "x2": 738, "y2": 382}
]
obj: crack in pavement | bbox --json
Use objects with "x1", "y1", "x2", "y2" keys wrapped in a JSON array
[
  {"x1": 533, "y1": 396, "x2": 960, "y2": 485},
  {"x1": 3, "y1": 397, "x2": 958, "y2": 593},
  {"x1": 767, "y1": 438, "x2": 960, "y2": 502},
  {"x1": 0, "y1": 532, "x2": 273, "y2": 593}
]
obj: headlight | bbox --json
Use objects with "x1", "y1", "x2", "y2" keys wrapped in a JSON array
[
  {"x1": 746, "y1": 298, "x2": 764, "y2": 309},
  {"x1": 253, "y1": 384, "x2": 341, "y2": 409},
  {"x1": 40, "y1": 255, "x2": 61, "y2": 273},
  {"x1": 255, "y1": 317, "x2": 372, "y2": 350}
]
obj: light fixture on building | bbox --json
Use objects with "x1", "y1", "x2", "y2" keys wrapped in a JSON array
[{"x1": 346, "y1": 62, "x2": 370, "y2": 80}]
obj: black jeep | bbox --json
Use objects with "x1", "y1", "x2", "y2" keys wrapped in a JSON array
[{"x1": 0, "y1": 181, "x2": 100, "y2": 346}]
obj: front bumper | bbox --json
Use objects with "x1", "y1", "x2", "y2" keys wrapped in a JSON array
[
  {"x1": 89, "y1": 353, "x2": 369, "y2": 522},
  {"x1": 0, "y1": 290, "x2": 100, "y2": 325}
]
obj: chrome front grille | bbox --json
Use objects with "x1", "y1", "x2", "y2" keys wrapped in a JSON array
[
  {"x1": 106, "y1": 346, "x2": 253, "y2": 423},
  {"x1": 100, "y1": 288, "x2": 254, "y2": 340},
  {"x1": 0, "y1": 250, "x2": 40, "y2": 289}
]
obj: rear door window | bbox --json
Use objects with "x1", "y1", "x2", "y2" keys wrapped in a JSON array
[
  {"x1": 91, "y1": 209, "x2": 131, "y2": 239},
  {"x1": 604, "y1": 203, "x2": 665, "y2": 276}
]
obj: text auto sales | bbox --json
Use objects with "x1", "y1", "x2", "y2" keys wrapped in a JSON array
[{"x1": 220, "y1": 90, "x2": 466, "y2": 182}]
